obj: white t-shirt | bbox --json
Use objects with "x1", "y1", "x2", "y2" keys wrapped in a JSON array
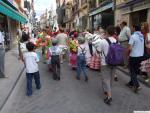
[
  {"x1": 23, "y1": 52, "x2": 39, "y2": 73},
  {"x1": 0, "y1": 31, "x2": 4, "y2": 43},
  {"x1": 97, "y1": 37, "x2": 117, "y2": 65},
  {"x1": 119, "y1": 26, "x2": 131, "y2": 42},
  {"x1": 129, "y1": 31, "x2": 144, "y2": 57},
  {"x1": 49, "y1": 46, "x2": 62, "y2": 56}
]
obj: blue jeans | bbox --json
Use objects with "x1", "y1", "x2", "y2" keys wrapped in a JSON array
[
  {"x1": 26, "y1": 71, "x2": 41, "y2": 96},
  {"x1": 77, "y1": 55, "x2": 87, "y2": 78}
]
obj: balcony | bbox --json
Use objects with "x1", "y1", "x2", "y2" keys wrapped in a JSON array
[
  {"x1": 89, "y1": 0, "x2": 96, "y2": 10},
  {"x1": 116, "y1": 0, "x2": 143, "y2": 9},
  {"x1": 63, "y1": 16, "x2": 72, "y2": 23},
  {"x1": 98, "y1": 0, "x2": 113, "y2": 7},
  {"x1": 72, "y1": 4, "x2": 79, "y2": 15}
]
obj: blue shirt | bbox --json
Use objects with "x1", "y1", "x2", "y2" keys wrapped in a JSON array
[{"x1": 129, "y1": 31, "x2": 144, "y2": 57}]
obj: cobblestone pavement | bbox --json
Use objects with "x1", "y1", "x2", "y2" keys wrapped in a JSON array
[{"x1": 1, "y1": 61, "x2": 150, "y2": 113}]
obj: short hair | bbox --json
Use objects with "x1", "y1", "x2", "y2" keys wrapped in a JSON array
[
  {"x1": 106, "y1": 26, "x2": 115, "y2": 36},
  {"x1": 26, "y1": 42, "x2": 35, "y2": 51},
  {"x1": 59, "y1": 28, "x2": 64, "y2": 32},
  {"x1": 122, "y1": 21, "x2": 127, "y2": 26},
  {"x1": 52, "y1": 38, "x2": 58, "y2": 46},
  {"x1": 78, "y1": 37, "x2": 85, "y2": 44},
  {"x1": 21, "y1": 33, "x2": 30, "y2": 42},
  {"x1": 133, "y1": 25, "x2": 141, "y2": 31},
  {"x1": 115, "y1": 26, "x2": 121, "y2": 35},
  {"x1": 46, "y1": 26, "x2": 49, "y2": 29}
]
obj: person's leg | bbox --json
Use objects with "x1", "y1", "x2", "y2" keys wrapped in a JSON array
[
  {"x1": 88, "y1": 43, "x2": 93, "y2": 56},
  {"x1": 42, "y1": 46, "x2": 44, "y2": 55},
  {"x1": 26, "y1": 73, "x2": 33, "y2": 96},
  {"x1": 128, "y1": 57, "x2": 140, "y2": 91},
  {"x1": 51, "y1": 57, "x2": 57, "y2": 80},
  {"x1": 147, "y1": 73, "x2": 150, "y2": 85},
  {"x1": 101, "y1": 66, "x2": 112, "y2": 104},
  {"x1": 77, "y1": 56, "x2": 81, "y2": 80},
  {"x1": 133, "y1": 57, "x2": 140, "y2": 89},
  {"x1": 127, "y1": 57, "x2": 134, "y2": 87},
  {"x1": 121, "y1": 42, "x2": 128, "y2": 68},
  {"x1": 112, "y1": 66, "x2": 118, "y2": 81},
  {"x1": 60, "y1": 54, "x2": 63, "y2": 63},
  {"x1": 18, "y1": 42, "x2": 21, "y2": 59},
  {"x1": 33, "y1": 71, "x2": 41, "y2": 89},
  {"x1": 56, "y1": 56, "x2": 61, "y2": 80},
  {"x1": 81, "y1": 56, "x2": 88, "y2": 81},
  {"x1": 0, "y1": 48, "x2": 5, "y2": 77}
]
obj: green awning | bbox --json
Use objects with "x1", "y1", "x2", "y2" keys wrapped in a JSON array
[{"x1": 0, "y1": 0, "x2": 27, "y2": 23}]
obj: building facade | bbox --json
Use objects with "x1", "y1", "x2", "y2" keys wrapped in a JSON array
[
  {"x1": 115, "y1": 0, "x2": 150, "y2": 29},
  {"x1": 64, "y1": 0, "x2": 73, "y2": 30},
  {"x1": 56, "y1": 0, "x2": 65, "y2": 27}
]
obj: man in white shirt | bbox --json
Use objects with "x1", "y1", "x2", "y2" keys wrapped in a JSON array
[
  {"x1": 126, "y1": 25, "x2": 144, "y2": 93},
  {"x1": 0, "y1": 24, "x2": 5, "y2": 78},
  {"x1": 119, "y1": 21, "x2": 131, "y2": 68},
  {"x1": 55, "y1": 28, "x2": 68, "y2": 63}
]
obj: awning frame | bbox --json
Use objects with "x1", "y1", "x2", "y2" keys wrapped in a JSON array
[{"x1": 0, "y1": 0, "x2": 27, "y2": 23}]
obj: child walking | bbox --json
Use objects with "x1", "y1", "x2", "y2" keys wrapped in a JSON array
[
  {"x1": 76, "y1": 37, "x2": 88, "y2": 82},
  {"x1": 23, "y1": 42, "x2": 41, "y2": 96},
  {"x1": 49, "y1": 38, "x2": 62, "y2": 80}
]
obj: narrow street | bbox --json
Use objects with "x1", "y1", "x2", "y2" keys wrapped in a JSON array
[{"x1": 1, "y1": 61, "x2": 150, "y2": 113}]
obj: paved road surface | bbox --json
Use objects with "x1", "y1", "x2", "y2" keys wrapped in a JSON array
[{"x1": 1, "y1": 61, "x2": 150, "y2": 113}]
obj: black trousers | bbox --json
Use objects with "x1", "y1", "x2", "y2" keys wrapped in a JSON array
[
  {"x1": 51, "y1": 55, "x2": 60, "y2": 79},
  {"x1": 128, "y1": 56, "x2": 142, "y2": 88}
]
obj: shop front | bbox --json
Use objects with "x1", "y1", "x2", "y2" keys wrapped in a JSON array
[
  {"x1": 0, "y1": 13, "x2": 9, "y2": 50},
  {"x1": 89, "y1": 2, "x2": 114, "y2": 31},
  {"x1": 0, "y1": 0, "x2": 27, "y2": 49}
]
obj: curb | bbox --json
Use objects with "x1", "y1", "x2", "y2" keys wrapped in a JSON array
[
  {"x1": 0, "y1": 67, "x2": 25, "y2": 111},
  {"x1": 117, "y1": 67, "x2": 150, "y2": 88}
]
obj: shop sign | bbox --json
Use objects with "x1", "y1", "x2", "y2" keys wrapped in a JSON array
[
  {"x1": 89, "y1": 2, "x2": 113, "y2": 16},
  {"x1": 7, "y1": 0, "x2": 13, "y2": 4}
]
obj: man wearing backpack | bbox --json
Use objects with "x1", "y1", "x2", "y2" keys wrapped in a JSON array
[
  {"x1": 126, "y1": 25, "x2": 144, "y2": 93},
  {"x1": 97, "y1": 26, "x2": 117, "y2": 105}
]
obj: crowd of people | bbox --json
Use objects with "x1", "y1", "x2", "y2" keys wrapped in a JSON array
[{"x1": 18, "y1": 21, "x2": 150, "y2": 105}]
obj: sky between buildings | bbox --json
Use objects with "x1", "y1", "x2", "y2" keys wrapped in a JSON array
[{"x1": 34, "y1": 0, "x2": 57, "y2": 19}]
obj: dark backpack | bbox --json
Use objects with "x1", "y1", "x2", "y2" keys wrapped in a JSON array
[{"x1": 104, "y1": 38, "x2": 124, "y2": 66}]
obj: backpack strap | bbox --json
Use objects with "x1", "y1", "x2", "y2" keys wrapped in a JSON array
[
  {"x1": 106, "y1": 38, "x2": 118, "y2": 44},
  {"x1": 105, "y1": 38, "x2": 111, "y2": 45},
  {"x1": 79, "y1": 46, "x2": 86, "y2": 54}
]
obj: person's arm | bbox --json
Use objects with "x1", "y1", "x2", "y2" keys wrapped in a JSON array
[
  {"x1": 126, "y1": 27, "x2": 131, "y2": 40},
  {"x1": 35, "y1": 52, "x2": 40, "y2": 63},
  {"x1": 127, "y1": 36, "x2": 134, "y2": 57}
]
